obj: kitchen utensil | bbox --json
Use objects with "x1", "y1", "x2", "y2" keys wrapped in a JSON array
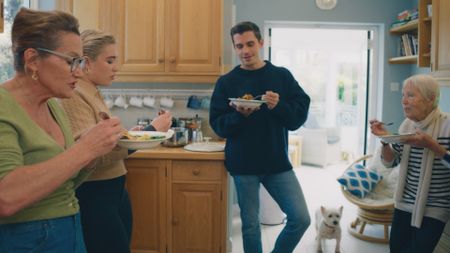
[
  {"x1": 229, "y1": 98, "x2": 266, "y2": 109},
  {"x1": 160, "y1": 97, "x2": 174, "y2": 108},
  {"x1": 129, "y1": 96, "x2": 143, "y2": 107},
  {"x1": 381, "y1": 122, "x2": 394, "y2": 126},
  {"x1": 118, "y1": 130, "x2": 174, "y2": 150},
  {"x1": 162, "y1": 127, "x2": 189, "y2": 147},
  {"x1": 183, "y1": 137, "x2": 225, "y2": 152},
  {"x1": 379, "y1": 133, "x2": 415, "y2": 144},
  {"x1": 114, "y1": 95, "x2": 128, "y2": 109},
  {"x1": 143, "y1": 96, "x2": 156, "y2": 108}
]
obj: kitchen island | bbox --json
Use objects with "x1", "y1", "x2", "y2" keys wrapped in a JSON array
[{"x1": 125, "y1": 145, "x2": 228, "y2": 253}]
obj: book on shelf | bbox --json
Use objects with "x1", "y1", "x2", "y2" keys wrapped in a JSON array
[
  {"x1": 390, "y1": 8, "x2": 418, "y2": 29},
  {"x1": 397, "y1": 34, "x2": 417, "y2": 57}
]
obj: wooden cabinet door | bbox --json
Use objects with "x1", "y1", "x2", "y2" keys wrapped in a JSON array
[
  {"x1": 99, "y1": 0, "x2": 166, "y2": 76},
  {"x1": 0, "y1": 0, "x2": 4, "y2": 33},
  {"x1": 431, "y1": 0, "x2": 450, "y2": 80},
  {"x1": 126, "y1": 159, "x2": 167, "y2": 253},
  {"x1": 171, "y1": 183, "x2": 222, "y2": 253},
  {"x1": 166, "y1": 0, "x2": 222, "y2": 74}
]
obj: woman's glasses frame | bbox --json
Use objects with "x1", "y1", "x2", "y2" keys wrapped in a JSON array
[{"x1": 36, "y1": 47, "x2": 86, "y2": 72}]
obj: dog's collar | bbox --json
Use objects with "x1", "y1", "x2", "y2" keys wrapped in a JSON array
[{"x1": 323, "y1": 222, "x2": 336, "y2": 231}]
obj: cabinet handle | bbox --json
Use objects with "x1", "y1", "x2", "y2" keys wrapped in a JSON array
[
  {"x1": 192, "y1": 168, "x2": 200, "y2": 175},
  {"x1": 158, "y1": 58, "x2": 164, "y2": 63},
  {"x1": 169, "y1": 57, "x2": 176, "y2": 63},
  {"x1": 172, "y1": 218, "x2": 179, "y2": 225}
]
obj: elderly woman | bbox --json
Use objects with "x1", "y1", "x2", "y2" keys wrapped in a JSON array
[
  {"x1": 0, "y1": 8, "x2": 123, "y2": 253},
  {"x1": 59, "y1": 29, "x2": 172, "y2": 253},
  {"x1": 370, "y1": 74, "x2": 450, "y2": 253}
]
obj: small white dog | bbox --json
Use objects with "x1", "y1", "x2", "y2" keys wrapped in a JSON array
[{"x1": 315, "y1": 206, "x2": 343, "y2": 253}]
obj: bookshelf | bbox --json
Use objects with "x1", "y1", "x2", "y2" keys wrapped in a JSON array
[{"x1": 389, "y1": 0, "x2": 432, "y2": 67}]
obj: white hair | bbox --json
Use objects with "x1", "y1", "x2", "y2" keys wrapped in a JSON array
[{"x1": 403, "y1": 74, "x2": 440, "y2": 108}]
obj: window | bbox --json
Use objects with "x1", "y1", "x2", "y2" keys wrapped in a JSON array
[{"x1": 0, "y1": 0, "x2": 31, "y2": 83}]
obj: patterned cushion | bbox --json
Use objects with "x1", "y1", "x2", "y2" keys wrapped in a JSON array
[{"x1": 337, "y1": 163, "x2": 382, "y2": 198}]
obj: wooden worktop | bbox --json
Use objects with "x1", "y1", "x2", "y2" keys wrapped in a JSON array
[{"x1": 127, "y1": 144, "x2": 225, "y2": 161}]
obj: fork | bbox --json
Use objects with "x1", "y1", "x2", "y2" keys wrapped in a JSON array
[
  {"x1": 381, "y1": 122, "x2": 394, "y2": 126},
  {"x1": 99, "y1": 112, "x2": 129, "y2": 133},
  {"x1": 252, "y1": 94, "x2": 264, "y2": 100}
]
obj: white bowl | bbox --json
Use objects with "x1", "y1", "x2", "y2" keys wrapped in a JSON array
[
  {"x1": 118, "y1": 129, "x2": 174, "y2": 150},
  {"x1": 229, "y1": 98, "x2": 266, "y2": 109}
]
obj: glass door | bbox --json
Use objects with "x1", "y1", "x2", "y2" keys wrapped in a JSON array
[{"x1": 266, "y1": 24, "x2": 376, "y2": 159}]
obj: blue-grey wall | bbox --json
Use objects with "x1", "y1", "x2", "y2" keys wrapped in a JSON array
[{"x1": 233, "y1": 0, "x2": 415, "y2": 124}]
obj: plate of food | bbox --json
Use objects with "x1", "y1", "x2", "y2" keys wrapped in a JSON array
[
  {"x1": 229, "y1": 94, "x2": 266, "y2": 109},
  {"x1": 118, "y1": 129, "x2": 174, "y2": 150},
  {"x1": 379, "y1": 133, "x2": 416, "y2": 144}
]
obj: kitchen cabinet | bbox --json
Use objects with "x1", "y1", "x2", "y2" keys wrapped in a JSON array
[
  {"x1": 125, "y1": 147, "x2": 228, "y2": 253},
  {"x1": 126, "y1": 159, "x2": 168, "y2": 253},
  {"x1": 0, "y1": 0, "x2": 4, "y2": 33},
  {"x1": 431, "y1": 0, "x2": 450, "y2": 85},
  {"x1": 72, "y1": 0, "x2": 223, "y2": 83}
]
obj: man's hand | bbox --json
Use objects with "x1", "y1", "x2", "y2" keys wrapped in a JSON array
[
  {"x1": 263, "y1": 91, "x2": 279, "y2": 110},
  {"x1": 229, "y1": 101, "x2": 259, "y2": 117}
]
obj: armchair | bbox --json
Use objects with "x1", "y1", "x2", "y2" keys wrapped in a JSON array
[{"x1": 297, "y1": 125, "x2": 341, "y2": 167}]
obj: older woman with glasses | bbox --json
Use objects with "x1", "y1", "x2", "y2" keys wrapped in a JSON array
[
  {"x1": 370, "y1": 74, "x2": 450, "y2": 253},
  {"x1": 0, "y1": 8, "x2": 123, "y2": 253}
]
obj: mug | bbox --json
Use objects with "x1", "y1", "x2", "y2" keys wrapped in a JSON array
[
  {"x1": 143, "y1": 96, "x2": 156, "y2": 108},
  {"x1": 160, "y1": 97, "x2": 174, "y2": 108},
  {"x1": 114, "y1": 95, "x2": 129, "y2": 109},
  {"x1": 104, "y1": 96, "x2": 114, "y2": 109},
  {"x1": 129, "y1": 96, "x2": 143, "y2": 108}
]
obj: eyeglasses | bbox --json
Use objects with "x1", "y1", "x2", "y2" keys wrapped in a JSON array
[{"x1": 36, "y1": 48, "x2": 86, "y2": 72}]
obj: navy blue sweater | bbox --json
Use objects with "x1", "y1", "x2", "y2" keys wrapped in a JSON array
[{"x1": 209, "y1": 61, "x2": 310, "y2": 175}]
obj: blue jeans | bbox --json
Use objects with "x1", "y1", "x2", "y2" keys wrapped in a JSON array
[
  {"x1": 233, "y1": 170, "x2": 311, "y2": 253},
  {"x1": 0, "y1": 213, "x2": 86, "y2": 253}
]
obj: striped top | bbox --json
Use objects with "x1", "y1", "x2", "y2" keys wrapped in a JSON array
[{"x1": 391, "y1": 136, "x2": 450, "y2": 209}]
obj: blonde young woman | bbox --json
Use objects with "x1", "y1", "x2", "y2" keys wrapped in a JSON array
[
  {"x1": 60, "y1": 30, "x2": 172, "y2": 252},
  {"x1": 0, "y1": 9, "x2": 122, "y2": 253},
  {"x1": 370, "y1": 74, "x2": 450, "y2": 253}
]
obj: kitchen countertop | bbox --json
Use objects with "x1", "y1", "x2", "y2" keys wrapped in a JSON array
[{"x1": 127, "y1": 143, "x2": 225, "y2": 161}]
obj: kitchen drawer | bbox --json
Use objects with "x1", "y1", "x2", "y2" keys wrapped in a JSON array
[{"x1": 172, "y1": 160, "x2": 223, "y2": 181}]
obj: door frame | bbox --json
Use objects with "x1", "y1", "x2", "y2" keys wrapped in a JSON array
[{"x1": 263, "y1": 21, "x2": 385, "y2": 156}]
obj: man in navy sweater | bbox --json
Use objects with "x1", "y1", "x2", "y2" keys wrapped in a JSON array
[{"x1": 209, "y1": 21, "x2": 311, "y2": 253}]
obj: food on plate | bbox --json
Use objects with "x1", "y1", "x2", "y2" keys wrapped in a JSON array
[
  {"x1": 241, "y1": 94, "x2": 254, "y2": 100},
  {"x1": 121, "y1": 132, "x2": 166, "y2": 141}
]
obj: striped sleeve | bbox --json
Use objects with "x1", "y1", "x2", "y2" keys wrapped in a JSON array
[{"x1": 442, "y1": 150, "x2": 450, "y2": 168}]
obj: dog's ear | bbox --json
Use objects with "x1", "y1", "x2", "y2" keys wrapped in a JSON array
[
  {"x1": 339, "y1": 206, "x2": 343, "y2": 214},
  {"x1": 321, "y1": 206, "x2": 325, "y2": 215}
]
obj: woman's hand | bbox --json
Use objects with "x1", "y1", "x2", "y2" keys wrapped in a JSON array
[
  {"x1": 150, "y1": 110, "x2": 172, "y2": 132},
  {"x1": 369, "y1": 119, "x2": 390, "y2": 136},
  {"x1": 77, "y1": 116, "x2": 123, "y2": 159}
]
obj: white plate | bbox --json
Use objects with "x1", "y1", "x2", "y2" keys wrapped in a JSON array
[
  {"x1": 229, "y1": 98, "x2": 266, "y2": 109},
  {"x1": 379, "y1": 133, "x2": 415, "y2": 144},
  {"x1": 118, "y1": 129, "x2": 174, "y2": 150},
  {"x1": 184, "y1": 142, "x2": 225, "y2": 152}
]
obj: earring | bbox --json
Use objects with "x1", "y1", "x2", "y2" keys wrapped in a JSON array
[{"x1": 31, "y1": 71, "x2": 38, "y2": 80}]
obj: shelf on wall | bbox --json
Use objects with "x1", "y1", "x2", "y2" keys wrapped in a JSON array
[
  {"x1": 390, "y1": 19, "x2": 418, "y2": 33},
  {"x1": 388, "y1": 55, "x2": 418, "y2": 64}
]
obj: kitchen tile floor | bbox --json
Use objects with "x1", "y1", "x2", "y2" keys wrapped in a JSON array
[{"x1": 230, "y1": 163, "x2": 390, "y2": 253}]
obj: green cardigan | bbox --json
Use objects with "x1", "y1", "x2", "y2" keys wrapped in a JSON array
[{"x1": 0, "y1": 87, "x2": 88, "y2": 224}]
